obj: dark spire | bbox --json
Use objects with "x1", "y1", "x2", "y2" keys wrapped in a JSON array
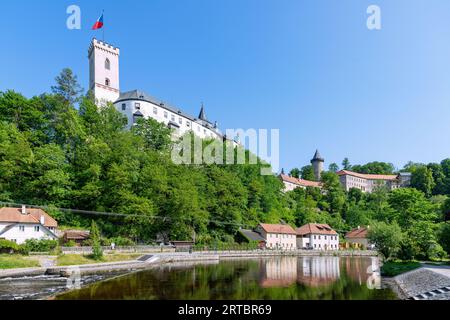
[
  {"x1": 311, "y1": 149, "x2": 324, "y2": 162},
  {"x1": 198, "y1": 103, "x2": 207, "y2": 121}
]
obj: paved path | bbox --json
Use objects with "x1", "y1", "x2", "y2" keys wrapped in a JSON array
[{"x1": 423, "y1": 264, "x2": 450, "y2": 278}]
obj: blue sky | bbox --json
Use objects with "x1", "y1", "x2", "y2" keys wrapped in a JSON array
[{"x1": 1, "y1": 0, "x2": 450, "y2": 172}]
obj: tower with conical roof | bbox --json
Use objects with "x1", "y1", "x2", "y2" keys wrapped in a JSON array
[{"x1": 311, "y1": 150, "x2": 324, "y2": 181}]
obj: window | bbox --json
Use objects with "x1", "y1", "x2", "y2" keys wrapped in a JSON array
[
  {"x1": 164, "y1": 111, "x2": 168, "y2": 119},
  {"x1": 179, "y1": 117, "x2": 183, "y2": 125},
  {"x1": 187, "y1": 121, "x2": 191, "y2": 128},
  {"x1": 105, "y1": 78, "x2": 110, "y2": 86},
  {"x1": 34, "y1": 226, "x2": 40, "y2": 232},
  {"x1": 19, "y1": 226, "x2": 25, "y2": 232},
  {"x1": 135, "y1": 103, "x2": 141, "y2": 110},
  {"x1": 122, "y1": 103, "x2": 126, "y2": 111},
  {"x1": 105, "y1": 58, "x2": 110, "y2": 70},
  {"x1": 171, "y1": 115, "x2": 175, "y2": 122},
  {"x1": 153, "y1": 107, "x2": 158, "y2": 115}
]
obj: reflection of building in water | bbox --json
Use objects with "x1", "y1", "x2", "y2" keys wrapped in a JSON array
[
  {"x1": 297, "y1": 257, "x2": 340, "y2": 287},
  {"x1": 341, "y1": 256, "x2": 377, "y2": 285},
  {"x1": 260, "y1": 257, "x2": 297, "y2": 288}
]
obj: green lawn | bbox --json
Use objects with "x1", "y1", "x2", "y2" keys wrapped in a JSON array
[
  {"x1": 381, "y1": 261, "x2": 422, "y2": 277},
  {"x1": 57, "y1": 253, "x2": 141, "y2": 266},
  {"x1": 0, "y1": 254, "x2": 40, "y2": 269}
]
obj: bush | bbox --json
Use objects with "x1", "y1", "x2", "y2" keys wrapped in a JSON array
[
  {"x1": 0, "y1": 239, "x2": 28, "y2": 254},
  {"x1": 109, "y1": 237, "x2": 135, "y2": 246},
  {"x1": 397, "y1": 238, "x2": 416, "y2": 261},
  {"x1": 24, "y1": 239, "x2": 58, "y2": 252},
  {"x1": 427, "y1": 242, "x2": 447, "y2": 261}
]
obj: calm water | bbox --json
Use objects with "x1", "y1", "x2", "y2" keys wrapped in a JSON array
[{"x1": 57, "y1": 256, "x2": 397, "y2": 300}]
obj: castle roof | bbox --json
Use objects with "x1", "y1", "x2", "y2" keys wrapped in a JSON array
[
  {"x1": 311, "y1": 150, "x2": 324, "y2": 162},
  {"x1": 336, "y1": 170, "x2": 398, "y2": 181},
  {"x1": 280, "y1": 174, "x2": 322, "y2": 188},
  {"x1": 116, "y1": 90, "x2": 214, "y2": 126}
]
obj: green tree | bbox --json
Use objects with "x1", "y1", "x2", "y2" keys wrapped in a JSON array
[
  {"x1": 301, "y1": 165, "x2": 316, "y2": 181},
  {"x1": 289, "y1": 168, "x2": 300, "y2": 179},
  {"x1": 367, "y1": 221, "x2": 403, "y2": 261},
  {"x1": 90, "y1": 221, "x2": 103, "y2": 260},
  {"x1": 437, "y1": 222, "x2": 450, "y2": 255},
  {"x1": 51, "y1": 68, "x2": 83, "y2": 105},
  {"x1": 411, "y1": 166, "x2": 435, "y2": 197},
  {"x1": 328, "y1": 163, "x2": 339, "y2": 173},
  {"x1": 342, "y1": 158, "x2": 351, "y2": 170}
]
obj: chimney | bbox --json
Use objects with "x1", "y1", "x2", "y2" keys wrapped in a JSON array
[
  {"x1": 40, "y1": 215, "x2": 45, "y2": 225},
  {"x1": 357, "y1": 226, "x2": 360, "y2": 230},
  {"x1": 21, "y1": 205, "x2": 27, "y2": 215}
]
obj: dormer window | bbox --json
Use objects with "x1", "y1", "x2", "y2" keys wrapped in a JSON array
[{"x1": 105, "y1": 58, "x2": 110, "y2": 70}]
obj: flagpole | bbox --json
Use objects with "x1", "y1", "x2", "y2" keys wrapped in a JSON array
[{"x1": 102, "y1": 10, "x2": 105, "y2": 42}]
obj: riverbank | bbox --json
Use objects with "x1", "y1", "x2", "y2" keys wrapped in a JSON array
[{"x1": 388, "y1": 264, "x2": 450, "y2": 300}]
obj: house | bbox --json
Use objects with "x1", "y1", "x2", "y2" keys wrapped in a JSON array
[
  {"x1": 345, "y1": 226, "x2": 371, "y2": 249},
  {"x1": 62, "y1": 230, "x2": 90, "y2": 246},
  {"x1": 255, "y1": 223, "x2": 297, "y2": 250},
  {"x1": 237, "y1": 229, "x2": 266, "y2": 249},
  {"x1": 0, "y1": 206, "x2": 58, "y2": 244},
  {"x1": 296, "y1": 223, "x2": 339, "y2": 251},
  {"x1": 337, "y1": 170, "x2": 411, "y2": 193},
  {"x1": 279, "y1": 174, "x2": 322, "y2": 192}
]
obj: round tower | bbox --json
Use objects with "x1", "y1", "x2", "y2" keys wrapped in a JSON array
[{"x1": 311, "y1": 150, "x2": 324, "y2": 181}]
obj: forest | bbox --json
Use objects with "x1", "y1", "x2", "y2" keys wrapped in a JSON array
[{"x1": 0, "y1": 69, "x2": 449, "y2": 260}]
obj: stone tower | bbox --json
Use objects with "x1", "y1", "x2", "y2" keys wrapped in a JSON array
[
  {"x1": 88, "y1": 38, "x2": 120, "y2": 105},
  {"x1": 311, "y1": 150, "x2": 324, "y2": 181}
]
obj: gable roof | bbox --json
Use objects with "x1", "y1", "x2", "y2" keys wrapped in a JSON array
[
  {"x1": 0, "y1": 207, "x2": 57, "y2": 228},
  {"x1": 239, "y1": 229, "x2": 265, "y2": 242},
  {"x1": 336, "y1": 170, "x2": 398, "y2": 181},
  {"x1": 280, "y1": 174, "x2": 321, "y2": 188},
  {"x1": 296, "y1": 223, "x2": 338, "y2": 236},
  {"x1": 345, "y1": 227, "x2": 369, "y2": 239},
  {"x1": 258, "y1": 223, "x2": 297, "y2": 235}
]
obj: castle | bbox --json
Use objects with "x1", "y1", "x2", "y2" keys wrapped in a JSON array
[
  {"x1": 280, "y1": 150, "x2": 411, "y2": 193},
  {"x1": 88, "y1": 38, "x2": 238, "y2": 144}
]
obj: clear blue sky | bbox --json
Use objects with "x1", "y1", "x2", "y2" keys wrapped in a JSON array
[{"x1": 1, "y1": 0, "x2": 450, "y2": 172}]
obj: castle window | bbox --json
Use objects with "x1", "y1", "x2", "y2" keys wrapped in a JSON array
[
  {"x1": 186, "y1": 121, "x2": 191, "y2": 128},
  {"x1": 171, "y1": 115, "x2": 175, "y2": 122},
  {"x1": 135, "y1": 103, "x2": 141, "y2": 110},
  {"x1": 179, "y1": 117, "x2": 182, "y2": 125},
  {"x1": 164, "y1": 111, "x2": 168, "y2": 119},
  {"x1": 105, "y1": 78, "x2": 110, "y2": 86},
  {"x1": 153, "y1": 107, "x2": 158, "y2": 115},
  {"x1": 105, "y1": 58, "x2": 110, "y2": 70},
  {"x1": 122, "y1": 103, "x2": 126, "y2": 111}
]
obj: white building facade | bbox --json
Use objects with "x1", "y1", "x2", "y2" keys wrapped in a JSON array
[
  {"x1": 296, "y1": 223, "x2": 339, "y2": 251},
  {"x1": 256, "y1": 224, "x2": 297, "y2": 250},
  {"x1": 337, "y1": 170, "x2": 411, "y2": 193},
  {"x1": 0, "y1": 207, "x2": 58, "y2": 244}
]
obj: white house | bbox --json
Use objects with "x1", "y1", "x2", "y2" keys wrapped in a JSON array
[
  {"x1": 296, "y1": 223, "x2": 339, "y2": 251},
  {"x1": 0, "y1": 206, "x2": 58, "y2": 244},
  {"x1": 255, "y1": 223, "x2": 297, "y2": 250}
]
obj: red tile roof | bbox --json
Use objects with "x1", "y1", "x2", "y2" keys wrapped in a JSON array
[
  {"x1": 258, "y1": 223, "x2": 297, "y2": 235},
  {"x1": 336, "y1": 170, "x2": 398, "y2": 181},
  {"x1": 0, "y1": 207, "x2": 58, "y2": 228},
  {"x1": 296, "y1": 223, "x2": 338, "y2": 236},
  {"x1": 280, "y1": 174, "x2": 322, "y2": 188},
  {"x1": 345, "y1": 227, "x2": 369, "y2": 239}
]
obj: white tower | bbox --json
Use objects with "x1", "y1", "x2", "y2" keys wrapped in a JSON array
[{"x1": 88, "y1": 38, "x2": 120, "y2": 105}]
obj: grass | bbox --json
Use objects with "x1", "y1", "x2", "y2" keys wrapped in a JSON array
[
  {"x1": 57, "y1": 253, "x2": 141, "y2": 266},
  {"x1": 381, "y1": 260, "x2": 422, "y2": 277},
  {"x1": 0, "y1": 254, "x2": 40, "y2": 270}
]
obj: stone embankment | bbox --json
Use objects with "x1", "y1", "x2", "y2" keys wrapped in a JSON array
[{"x1": 393, "y1": 265, "x2": 450, "y2": 300}]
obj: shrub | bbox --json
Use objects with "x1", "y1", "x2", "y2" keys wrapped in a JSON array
[
  {"x1": 0, "y1": 239, "x2": 27, "y2": 254},
  {"x1": 427, "y1": 242, "x2": 447, "y2": 261},
  {"x1": 24, "y1": 239, "x2": 58, "y2": 252},
  {"x1": 90, "y1": 221, "x2": 103, "y2": 260}
]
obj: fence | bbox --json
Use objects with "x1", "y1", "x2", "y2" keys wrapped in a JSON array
[{"x1": 61, "y1": 245, "x2": 175, "y2": 254}]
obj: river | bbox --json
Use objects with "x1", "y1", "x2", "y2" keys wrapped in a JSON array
[{"x1": 55, "y1": 256, "x2": 397, "y2": 300}]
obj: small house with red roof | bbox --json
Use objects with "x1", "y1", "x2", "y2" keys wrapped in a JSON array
[
  {"x1": 255, "y1": 223, "x2": 297, "y2": 250},
  {"x1": 296, "y1": 223, "x2": 339, "y2": 251},
  {"x1": 345, "y1": 226, "x2": 372, "y2": 249},
  {"x1": 0, "y1": 206, "x2": 58, "y2": 244}
]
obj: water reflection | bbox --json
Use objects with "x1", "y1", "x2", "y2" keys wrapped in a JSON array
[{"x1": 57, "y1": 257, "x2": 395, "y2": 300}]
